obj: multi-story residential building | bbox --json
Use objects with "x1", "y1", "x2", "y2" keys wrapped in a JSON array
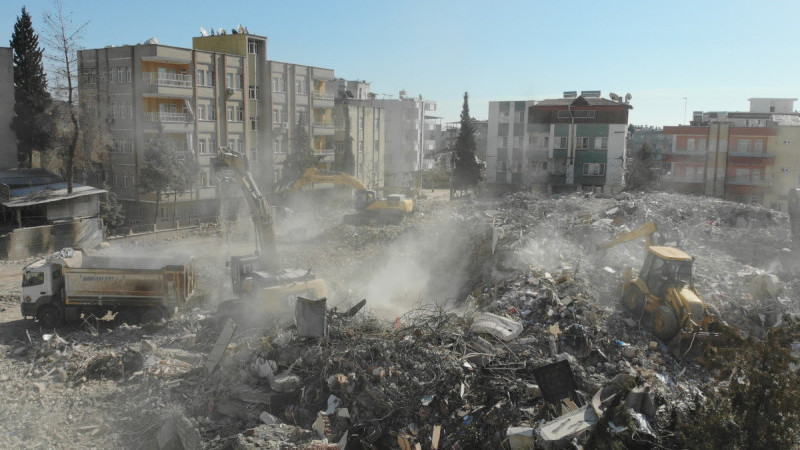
[
  {"x1": 192, "y1": 33, "x2": 336, "y2": 187},
  {"x1": 628, "y1": 125, "x2": 668, "y2": 162},
  {"x1": 78, "y1": 42, "x2": 242, "y2": 225},
  {"x1": 662, "y1": 98, "x2": 800, "y2": 211},
  {"x1": 0, "y1": 47, "x2": 17, "y2": 168},
  {"x1": 78, "y1": 30, "x2": 336, "y2": 225},
  {"x1": 333, "y1": 79, "x2": 385, "y2": 189},
  {"x1": 487, "y1": 92, "x2": 631, "y2": 194},
  {"x1": 377, "y1": 91, "x2": 438, "y2": 189}
]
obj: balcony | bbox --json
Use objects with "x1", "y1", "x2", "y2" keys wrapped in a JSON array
[
  {"x1": 727, "y1": 176, "x2": 766, "y2": 186},
  {"x1": 728, "y1": 152, "x2": 776, "y2": 165},
  {"x1": 144, "y1": 112, "x2": 190, "y2": 123},
  {"x1": 313, "y1": 120, "x2": 334, "y2": 129},
  {"x1": 312, "y1": 90, "x2": 334, "y2": 100},
  {"x1": 142, "y1": 72, "x2": 192, "y2": 88}
]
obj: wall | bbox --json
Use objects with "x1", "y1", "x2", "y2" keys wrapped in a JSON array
[{"x1": 0, "y1": 218, "x2": 104, "y2": 260}]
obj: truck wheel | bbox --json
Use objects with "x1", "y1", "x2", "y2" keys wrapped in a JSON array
[
  {"x1": 141, "y1": 308, "x2": 163, "y2": 324},
  {"x1": 652, "y1": 305, "x2": 679, "y2": 341},
  {"x1": 115, "y1": 310, "x2": 139, "y2": 326},
  {"x1": 622, "y1": 285, "x2": 646, "y2": 316},
  {"x1": 37, "y1": 306, "x2": 62, "y2": 329}
]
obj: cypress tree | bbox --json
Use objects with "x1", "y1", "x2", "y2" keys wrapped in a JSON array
[
  {"x1": 10, "y1": 7, "x2": 52, "y2": 168},
  {"x1": 452, "y1": 92, "x2": 483, "y2": 193}
]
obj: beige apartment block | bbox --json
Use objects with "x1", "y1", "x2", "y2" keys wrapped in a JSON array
[{"x1": 78, "y1": 43, "x2": 246, "y2": 226}]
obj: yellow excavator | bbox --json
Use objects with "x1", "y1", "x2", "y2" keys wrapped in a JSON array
[
  {"x1": 214, "y1": 149, "x2": 327, "y2": 318},
  {"x1": 288, "y1": 168, "x2": 413, "y2": 225},
  {"x1": 597, "y1": 222, "x2": 734, "y2": 355}
]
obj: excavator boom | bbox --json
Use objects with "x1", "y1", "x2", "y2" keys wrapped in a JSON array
[
  {"x1": 596, "y1": 221, "x2": 657, "y2": 250},
  {"x1": 215, "y1": 149, "x2": 278, "y2": 272},
  {"x1": 292, "y1": 168, "x2": 369, "y2": 191}
]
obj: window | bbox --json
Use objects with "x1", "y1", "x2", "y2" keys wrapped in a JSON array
[
  {"x1": 498, "y1": 136, "x2": 508, "y2": 148},
  {"x1": 197, "y1": 104, "x2": 206, "y2": 121},
  {"x1": 273, "y1": 109, "x2": 281, "y2": 123},
  {"x1": 515, "y1": 110, "x2": 524, "y2": 123},
  {"x1": 226, "y1": 73, "x2": 234, "y2": 89},
  {"x1": 594, "y1": 136, "x2": 608, "y2": 150},
  {"x1": 737, "y1": 139, "x2": 750, "y2": 153},
  {"x1": 249, "y1": 85, "x2": 259, "y2": 99},
  {"x1": 754, "y1": 140, "x2": 764, "y2": 153},
  {"x1": 227, "y1": 106, "x2": 235, "y2": 122},
  {"x1": 513, "y1": 136, "x2": 523, "y2": 148},
  {"x1": 272, "y1": 75, "x2": 285, "y2": 92},
  {"x1": 576, "y1": 137, "x2": 590, "y2": 150},
  {"x1": 22, "y1": 271, "x2": 45, "y2": 287},
  {"x1": 196, "y1": 70, "x2": 205, "y2": 86},
  {"x1": 236, "y1": 107, "x2": 244, "y2": 122},
  {"x1": 250, "y1": 117, "x2": 259, "y2": 131},
  {"x1": 583, "y1": 163, "x2": 606, "y2": 176},
  {"x1": 296, "y1": 77, "x2": 306, "y2": 94},
  {"x1": 208, "y1": 105, "x2": 216, "y2": 120},
  {"x1": 83, "y1": 68, "x2": 97, "y2": 84},
  {"x1": 687, "y1": 138, "x2": 696, "y2": 152},
  {"x1": 248, "y1": 40, "x2": 259, "y2": 54},
  {"x1": 555, "y1": 137, "x2": 567, "y2": 149},
  {"x1": 698, "y1": 138, "x2": 706, "y2": 152}
]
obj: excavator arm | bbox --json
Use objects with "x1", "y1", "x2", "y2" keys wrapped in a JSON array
[
  {"x1": 596, "y1": 221, "x2": 658, "y2": 250},
  {"x1": 215, "y1": 148, "x2": 278, "y2": 271},
  {"x1": 292, "y1": 168, "x2": 369, "y2": 191}
]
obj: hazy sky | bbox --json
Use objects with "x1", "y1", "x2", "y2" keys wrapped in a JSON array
[{"x1": 3, "y1": 0, "x2": 799, "y2": 126}]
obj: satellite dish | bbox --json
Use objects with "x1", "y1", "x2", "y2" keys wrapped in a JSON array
[
  {"x1": 218, "y1": 28, "x2": 226, "y2": 35},
  {"x1": 609, "y1": 92, "x2": 621, "y2": 102},
  {"x1": 625, "y1": 93, "x2": 632, "y2": 103},
  {"x1": 237, "y1": 25, "x2": 246, "y2": 34},
  {"x1": 200, "y1": 27, "x2": 208, "y2": 36}
]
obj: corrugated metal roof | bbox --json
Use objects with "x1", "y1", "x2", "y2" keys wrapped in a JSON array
[
  {"x1": 0, "y1": 168, "x2": 62, "y2": 187},
  {"x1": 2, "y1": 183, "x2": 106, "y2": 208}
]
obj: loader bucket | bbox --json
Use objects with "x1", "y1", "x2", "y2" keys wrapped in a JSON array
[{"x1": 671, "y1": 328, "x2": 739, "y2": 360}]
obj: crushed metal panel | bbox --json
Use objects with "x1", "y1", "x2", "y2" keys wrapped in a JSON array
[
  {"x1": 537, "y1": 404, "x2": 598, "y2": 448},
  {"x1": 532, "y1": 360, "x2": 581, "y2": 407},
  {"x1": 296, "y1": 296, "x2": 328, "y2": 338}
]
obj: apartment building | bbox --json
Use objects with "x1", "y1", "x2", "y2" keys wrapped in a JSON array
[
  {"x1": 487, "y1": 92, "x2": 631, "y2": 194},
  {"x1": 0, "y1": 47, "x2": 17, "y2": 168},
  {"x1": 662, "y1": 98, "x2": 800, "y2": 211},
  {"x1": 78, "y1": 42, "x2": 243, "y2": 225},
  {"x1": 192, "y1": 33, "x2": 336, "y2": 188},
  {"x1": 78, "y1": 30, "x2": 336, "y2": 225},
  {"x1": 333, "y1": 79, "x2": 385, "y2": 189},
  {"x1": 376, "y1": 91, "x2": 438, "y2": 189}
]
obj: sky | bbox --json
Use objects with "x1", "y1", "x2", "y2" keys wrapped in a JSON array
[{"x1": 3, "y1": 0, "x2": 799, "y2": 126}]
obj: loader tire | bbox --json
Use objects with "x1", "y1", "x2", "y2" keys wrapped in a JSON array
[
  {"x1": 622, "y1": 285, "x2": 645, "y2": 316},
  {"x1": 652, "y1": 305, "x2": 679, "y2": 341}
]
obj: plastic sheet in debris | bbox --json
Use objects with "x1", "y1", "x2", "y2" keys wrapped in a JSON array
[
  {"x1": 470, "y1": 312, "x2": 523, "y2": 341},
  {"x1": 296, "y1": 297, "x2": 328, "y2": 338}
]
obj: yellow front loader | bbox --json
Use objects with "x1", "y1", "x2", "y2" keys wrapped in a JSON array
[{"x1": 598, "y1": 222, "x2": 736, "y2": 356}]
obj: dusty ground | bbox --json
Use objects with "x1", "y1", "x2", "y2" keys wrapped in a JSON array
[{"x1": 0, "y1": 189, "x2": 797, "y2": 449}]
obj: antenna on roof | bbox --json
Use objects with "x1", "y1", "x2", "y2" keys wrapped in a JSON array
[
  {"x1": 200, "y1": 27, "x2": 208, "y2": 36},
  {"x1": 625, "y1": 93, "x2": 632, "y2": 103}
]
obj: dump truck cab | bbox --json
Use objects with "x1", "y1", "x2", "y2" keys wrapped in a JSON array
[{"x1": 21, "y1": 259, "x2": 64, "y2": 319}]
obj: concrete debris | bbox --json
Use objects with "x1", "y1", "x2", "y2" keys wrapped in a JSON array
[{"x1": 469, "y1": 312, "x2": 523, "y2": 341}]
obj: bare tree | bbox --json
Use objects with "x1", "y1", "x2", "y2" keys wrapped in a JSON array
[{"x1": 42, "y1": 0, "x2": 88, "y2": 194}]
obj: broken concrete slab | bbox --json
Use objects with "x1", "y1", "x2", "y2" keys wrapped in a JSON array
[{"x1": 205, "y1": 318, "x2": 235, "y2": 375}]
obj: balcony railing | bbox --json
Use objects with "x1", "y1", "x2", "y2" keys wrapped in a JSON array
[
  {"x1": 312, "y1": 90, "x2": 334, "y2": 99},
  {"x1": 144, "y1": 111, "x2": 190, "y2": 123},
  {"x1": 313, "y1": 120, "x2": 334, "y2": 128},
  {"x1": 727, "y1": 176, "x2": 765, "y2": 186},
  {"x1": 314, "y1": 148, "x2": 335, "y2": 156},
  {"x1": 728, "y1": 152, "x2": 774, "y2": 158},
  {"x1": 142, "y1": 72, "x2": 192, "y2": 87}
]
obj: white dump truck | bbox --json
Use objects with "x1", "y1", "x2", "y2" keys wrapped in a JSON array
[{"x1": 21, "y1": 248, "x2": 195, "y2": 328}]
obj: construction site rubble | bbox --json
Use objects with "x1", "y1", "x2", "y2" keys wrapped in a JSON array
[{"x1": 1, "y1": 191, "x2": 799, "y2": 448}]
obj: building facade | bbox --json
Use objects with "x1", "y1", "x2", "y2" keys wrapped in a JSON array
[
  {"x1": 78, "y1": 30, "x2": 337, "y2": 225},
  {"x1": 333, "y1": 79, "x2": 385, "y2": 189},
  {"x1": 78, "y1": 43, "x2": 240, "y2": 226},
  {"x1": 377, "y1": 91, "x2": 438, "y2": 189},
  {"x1": 486, "y1": 92, "x2": 631, "y2": 194},
  {"x1": 662, "y1": 98, "x2": 800, "y2": 211},
  {"x1": 0, "y1": 47, "x2": 17, "y2": 168}
]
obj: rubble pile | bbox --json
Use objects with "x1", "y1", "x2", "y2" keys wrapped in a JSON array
[{"x1": 1, "y1": 190, "x2": 798, "y2": 448}]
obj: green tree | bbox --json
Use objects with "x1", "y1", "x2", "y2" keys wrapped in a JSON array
[
  {"x1": 10, "y1": 6, "x2": 54, "y2": 168},
  {"x1": 282, "y1": 115, "x2": 319, "y2": 184},
  {"x1": 139, "y1": 131, "x2": 179, "y2": 225},
  {"x1": 98, "y1": 186, "x2": 125, "y2": 236},
  {"x1": 625, "y1": 142, "x2": 659, "y2": 191},
  {"x1": 42, "y1": 0, "x2": 88, "y2": 193},
  {"x1": 451, "y1": 92, "x2": 484, "y2": 196},
  {"x1": 169, "y1": 151, "x2": 199, "y2": 227}
]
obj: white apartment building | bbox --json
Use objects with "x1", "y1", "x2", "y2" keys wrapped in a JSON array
[{"x1": 377, "y1": 91, "x2": 438, "y2": 189}]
